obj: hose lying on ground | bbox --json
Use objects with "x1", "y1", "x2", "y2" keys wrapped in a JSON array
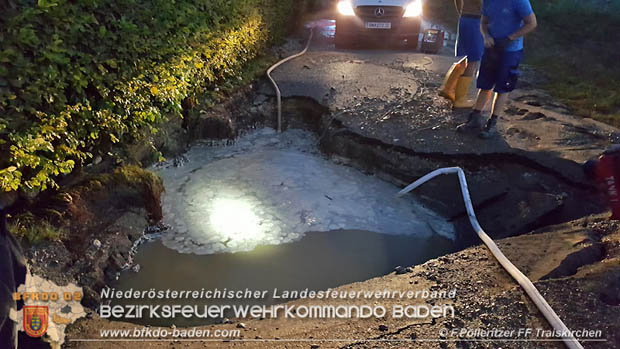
[
  {"x1": 267, "y1": 28, "x2": 315, "y2": 132},
  {"x1": 397, "y1": 167, "x2": 583, "y2": 349}
]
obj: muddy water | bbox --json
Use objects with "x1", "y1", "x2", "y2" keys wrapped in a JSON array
[
  {"x1": 158, "y1": 128, "x2": 454, "y2": 255},
  {"x1": 112, "y1": 128, "x2": 457, "y2": 326},
  {"x1": 114, "y1": 231, "x2": 456, "y2": 327}
]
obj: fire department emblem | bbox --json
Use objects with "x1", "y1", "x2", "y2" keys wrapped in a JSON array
[{"x1": 23, "y1": 306, "x2": 49, "y2": 337}]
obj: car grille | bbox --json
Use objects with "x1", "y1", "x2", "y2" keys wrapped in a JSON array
[{"x1": 355, "y1": 6, "x2": 404, "y2": 19}]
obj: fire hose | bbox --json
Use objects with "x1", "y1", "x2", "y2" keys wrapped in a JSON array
[
  {"x1": 268, "y1": 25, "x2": 582, "y2": 349},
  {"x1": 397, "y1": 167, "x2": 583, "y2": 349},
  {"x1": 267, "y1": 28, "x2": 315, "y2": 132}
]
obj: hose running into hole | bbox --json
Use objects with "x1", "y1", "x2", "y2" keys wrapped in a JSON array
[
  {"x1": 267, "y1": 28, "x2": 315, "y2": 132},
  {"x1": 397, "y1": 167, "x2": 583, "y2": 349}
]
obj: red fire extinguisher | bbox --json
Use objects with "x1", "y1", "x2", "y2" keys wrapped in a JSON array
[{"x1": 584, "y1": 146, "x2": 620, "y2": 219}]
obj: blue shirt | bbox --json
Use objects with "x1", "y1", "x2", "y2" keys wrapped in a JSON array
[{"x1": 482, "y1": 0, "x2": 534, "y2": 51}]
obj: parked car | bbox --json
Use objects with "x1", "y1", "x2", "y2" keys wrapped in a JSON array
[{"x1": 335, "y1": 0, "x2": 423, "y2": 49}]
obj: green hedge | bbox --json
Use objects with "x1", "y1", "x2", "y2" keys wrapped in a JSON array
[{"x1": 0, "y1": 0, "x2": 295, "y2": 192}]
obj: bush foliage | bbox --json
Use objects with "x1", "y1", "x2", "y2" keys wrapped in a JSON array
[{"x1": 0, "y1": 0, "x2": 295, "y2": 192}]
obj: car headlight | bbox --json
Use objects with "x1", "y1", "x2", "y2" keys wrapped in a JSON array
[
  {"x1": 337, "y1": 1, "x2": 355, "y2": 16},
  {"x1": 403, "y1": 0, "x2": 422, "y2": 17}
]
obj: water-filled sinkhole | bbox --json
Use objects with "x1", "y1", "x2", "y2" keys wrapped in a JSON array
[{"x1": 112, "y1": 128, "x2": 457, "y2": 326}]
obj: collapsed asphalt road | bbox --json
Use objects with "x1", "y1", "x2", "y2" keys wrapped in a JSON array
[
  {"x1": 268, "y1": 29, "x2": 620, "y2": 163},
  {"x1": 270, "y1": 37, "x2": 618, "y2": 179},
  {"x1": 60, "y1": 29, "x2": 620, "y2": 348},
  {"x1": 262, "y1": 32, "x2": 619, "y2": 243}
]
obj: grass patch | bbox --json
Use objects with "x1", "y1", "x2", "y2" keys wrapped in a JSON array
[
  {"x1": 6, "y1": 165, "x2": 162, "y2": 243},
  {"x1": 9, "y1": 213, "x2": 66, "y2": 244},
  {"x1": 527, "y1": 0, "x2": 620, "y2": 126}
]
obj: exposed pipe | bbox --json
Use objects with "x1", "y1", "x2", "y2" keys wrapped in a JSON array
[
  {"x1": 267, "y1": 28, "x2": 315, "y2": 132},
  {"x1": 397, "y1": 167, "x2": 583, "y2": 349}
]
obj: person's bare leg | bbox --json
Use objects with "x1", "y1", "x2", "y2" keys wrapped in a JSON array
[
  {"x1": 474, "y1": 89, "x2": 493, "y2": 111},
  {"x1": 490, "y1": 92, "x2": 509, "y2": 116},
  {"x1": 479, "y1": 92, "x2": 509, "y2": 138}
]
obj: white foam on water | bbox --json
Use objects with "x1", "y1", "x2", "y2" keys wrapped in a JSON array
[{"x1": 156, "y1": 128, "x2": 454, "y2": 254}]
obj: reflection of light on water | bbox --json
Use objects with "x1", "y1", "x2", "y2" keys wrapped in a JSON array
[
  {"x1": 210, "y1": 199, "x2": 264, "y2": 242},
  {"x1": 159, "y1": 129, "x2": 455, "y2": 255}
]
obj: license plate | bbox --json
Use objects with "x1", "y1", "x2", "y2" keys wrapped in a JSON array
[{"x1": 365, "y1": 22, "x2": 391, "y2": 29}]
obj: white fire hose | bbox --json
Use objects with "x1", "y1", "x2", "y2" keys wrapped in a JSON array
[
  {"x1": 397, "y1": 167, "x2": 583, "y2": 349},
  {"x1": 267, "y1": 28, "x2": 315, "y2": 132},
  {"x1": 268, "y1": 26, "x2": 581, "y2": 348}
]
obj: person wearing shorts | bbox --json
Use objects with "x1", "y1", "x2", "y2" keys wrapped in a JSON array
[
  {"x1": 439, "y1": 0, "x2": 484, "y2": 108},
  {"x1": 454, "y1": 0, "x2": 484, "y2": 108},
  {"x1": 456, "y1": 0, "x2": 537, "y2": 138}
]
